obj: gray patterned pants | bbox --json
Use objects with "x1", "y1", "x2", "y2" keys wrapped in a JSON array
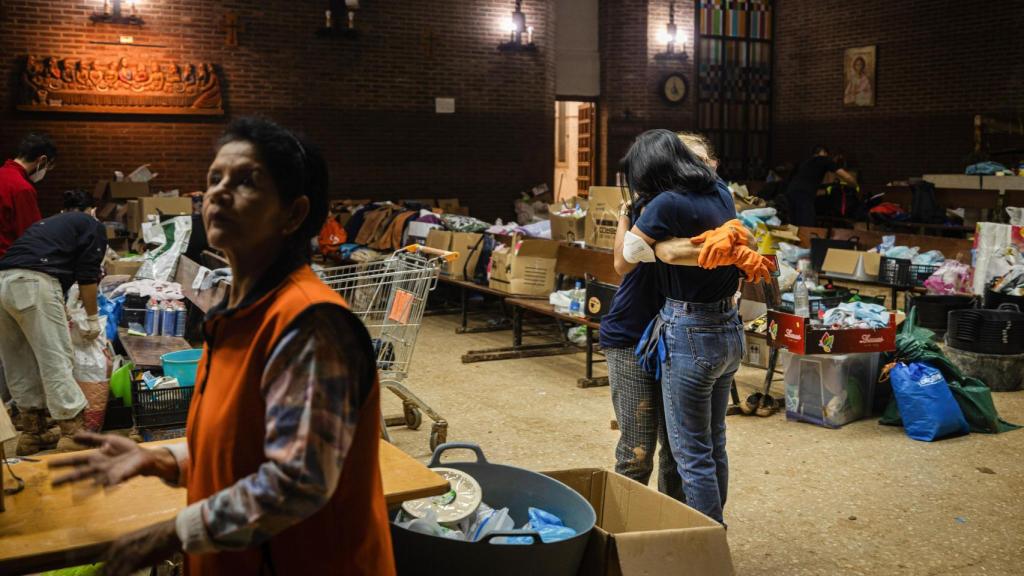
[{"x1": 605, "y1": 346, "x2": 685, "y2": 502}]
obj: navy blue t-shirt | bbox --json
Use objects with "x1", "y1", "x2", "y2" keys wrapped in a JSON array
[
  {"x1": 598, "y1": 263, "x2": 662, "y2": 349},
  {"x1": 635, "y1": 180, "x2": 740, "y2": 303}
]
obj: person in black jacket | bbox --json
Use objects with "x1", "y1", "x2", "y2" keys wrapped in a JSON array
[
  {"x1": 785, "y1": 146, "x2": 858, "y2": 226},
  {"x1": 0, "y1": 190, "x2": 106, "y2": 455}
]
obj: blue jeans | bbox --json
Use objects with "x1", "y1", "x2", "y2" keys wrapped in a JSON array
[{"x1": 660, "y1": 298, "x2": 743, "y2": 524}]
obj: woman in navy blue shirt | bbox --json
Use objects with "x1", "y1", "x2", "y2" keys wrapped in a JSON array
[{"x1": 619, "y1": 129, "x2": 770, "y2": 524}]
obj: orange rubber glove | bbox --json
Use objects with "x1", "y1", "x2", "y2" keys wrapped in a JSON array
[
  {"x1": 691, "y1": 219, "x2": 751, "y2": 269},
  {"x1": 732, "y1": 245, "x2": 776, "y2": 284}
]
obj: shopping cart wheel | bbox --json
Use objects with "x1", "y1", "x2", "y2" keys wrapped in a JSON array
[
  {"x1": 403, "y1": 402, "x2": 423, "y2": 431},
  {"x1": 429, "y1": 422, "x2": 448, "y2": 452}
]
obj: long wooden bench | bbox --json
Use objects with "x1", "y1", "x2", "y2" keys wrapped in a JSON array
[{"x1": 459, "y1": 243, "x2": 616, "y2": 388}]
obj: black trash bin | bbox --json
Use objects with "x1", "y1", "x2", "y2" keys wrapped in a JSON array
[{"x1": 391, "y1": 443, "x2": 596, "y2": 576}]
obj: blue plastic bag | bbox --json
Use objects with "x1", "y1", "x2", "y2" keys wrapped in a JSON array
[
  {"x1": 890, "y1": 362, "x2": 969, "y2": 441},
  {"x1": 508, "y1": 508, "x2": 577, "y2": 544},
  {"x1": 98, "y1": 294, "x2": 125, "y2": 343}
]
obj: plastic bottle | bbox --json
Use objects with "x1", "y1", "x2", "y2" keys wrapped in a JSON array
[
  {"x1": 569, "y1": 281, "x2": 584, "y2": 317},
  {"x1": 794, "y1": 272, "x2": 810, "y2": 318}
]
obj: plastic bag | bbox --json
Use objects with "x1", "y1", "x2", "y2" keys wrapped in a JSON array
[
  {"x1": 776, "y1": 242, "x2": 809, "y2": 267},
  {"x1": 890, "y1": 362, "x2": 969, "y2": 441},
  {"x1": 468, "y1": 504, "x2": 515, "y2": 542},
  {"x1": 98, "y1": 294, "x2": 125, "y2": 342},
  {"x1": 395, "y1": 509, "x2": 467, "y2": 541},
  {"x1": 137, "y1": 216, "x2": 192, "y2": 282},
  {"x1": 923, "y1": 260, "x2": 973, "y2": 295},
  {"x1": 508, "y1": 508, "x2": 577, "y2": 544},
  {"x1": 68, "y1": 308, "x2": 111, "y2": 432}
]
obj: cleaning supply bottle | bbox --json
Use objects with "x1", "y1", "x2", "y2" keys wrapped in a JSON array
[{"x1": 794, "y1": 272, "x2": 810, "y2": 318}]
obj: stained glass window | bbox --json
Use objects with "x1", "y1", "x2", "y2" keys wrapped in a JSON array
[{"x1": 697, "y1": 0, "x2": 773, "y2": 180}]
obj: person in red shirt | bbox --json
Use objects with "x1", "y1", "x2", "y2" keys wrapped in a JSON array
[{"x1": 0, "y1": 133, "x2": 56, "y2": 257}]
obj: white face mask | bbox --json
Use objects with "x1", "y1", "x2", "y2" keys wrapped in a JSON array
[{"x1": 29, "y1": 164, "x2": 47, "y2": 183}]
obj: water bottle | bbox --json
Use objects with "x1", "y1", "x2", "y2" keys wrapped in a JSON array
[
  {"x1": 569, "y1": 281, "x2": 583, "y2": 317},
  {"x1": 794, "y1": 272, "x2": 810, "y2": 318}
]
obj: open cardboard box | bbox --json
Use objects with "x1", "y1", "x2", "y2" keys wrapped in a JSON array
[
  {"x1": 425, "y1": 229, "x2": 483, "y2": 281},
  {"x1": 766, "y1": 310, "x2": 898, "y2": 355},
  {"x1": 585, "y1": 187, "x2": 627, "y2": 250},
  {"x1": 95, "y1": 180, "x2": 150, "y2": 200},
  {"x1": 489, "y1": 236, "x2": 560, "y2": 296},
  {"x1": 126, "y1": 197, "x2": 193, "y2": 236},
  {"x1": 544, "y1": 469, "x2": 735, "y2": 576},
  {"x1": 550, "y1": 197, "x2": 588, "y2": 243},
  {"x1": 821, "y1": 248, "x2": 881, "y2": 281}
]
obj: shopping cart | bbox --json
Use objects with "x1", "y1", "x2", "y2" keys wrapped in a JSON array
[{"x1": 319, "y1": 245, "x2": 457, "y2": 450}]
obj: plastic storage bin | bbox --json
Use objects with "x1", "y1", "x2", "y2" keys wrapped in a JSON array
[
  {"x1": 782, "y1": 351, "x2": 881, "y2": 428},
  {"x1": 161, "y1": 348, "x2": 203, "y2": 388}
]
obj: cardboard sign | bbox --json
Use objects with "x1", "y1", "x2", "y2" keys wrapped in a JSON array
[
  {"x1": 766, "y1": 310, "x2": 896, "y2": 355},
  {"x1": 585, "y1": 186, "x2": 628, "y2": 250}
]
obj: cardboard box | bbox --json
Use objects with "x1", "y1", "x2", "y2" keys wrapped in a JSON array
[
  {"x1": 106, "y1": 259, "x2": 143, "y2": 278},
  {"x1": 585, "y1": 187, "x2": 627, "y2": 250},
  {"x1": 489, "y1": 237, "x2": 560, "y2": 296},
  {"x1": 766, "y1": 310, "x2": 897, "y2": 355},
  {"x1": 128, "y1": 197, "x2": 193, "y2": 235},
  {"x1": 425, "y1": 229, "x2": 484, "y2": 281},
  {"x1": 549, "y1": 197, "x2": 588, "y2": 243},
  {"x1": 544, "y1": 469, "x2": 735, "y2": 576},
  {"x1": 437, "y1": 198, "x2": 460, "y2": 213},
  {"x1": 821, "y1": 248, "x2": 881, "y2": 281},
  {"x1": 95, "y1": 180, "x2": 150, "y2": 200}
]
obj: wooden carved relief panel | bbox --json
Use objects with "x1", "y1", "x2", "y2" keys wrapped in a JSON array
[{"x1": 19, "y1": 55, "x2": 224, "y2": 116}]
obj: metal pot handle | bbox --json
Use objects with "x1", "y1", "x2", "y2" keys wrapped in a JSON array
[
  {"x1": 481, "y1": 530, "x2": 543, "y2": 545},
  {"x1": 997, "y1": 303, "x2": 1021, "y2": 313},
  {"x1": 429, "y1": 442, "x2": 489, "y2": 467}
]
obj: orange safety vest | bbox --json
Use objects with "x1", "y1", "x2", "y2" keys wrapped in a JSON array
[{"x1": 185, "y1": 265, "x2": 395, "y2": 575}]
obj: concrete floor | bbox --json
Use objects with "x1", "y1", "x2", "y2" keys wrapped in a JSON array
[{"x1": 383, "y1": 313, "x2": 1024, "y2": 576}]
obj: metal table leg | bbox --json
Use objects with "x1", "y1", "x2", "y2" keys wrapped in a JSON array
[
  {"x1": 460, "y1": 286, "x2": 468, "y2": 332},
  {"x1": 513, "y1": 305, "x2": 523, "y2": 348}
]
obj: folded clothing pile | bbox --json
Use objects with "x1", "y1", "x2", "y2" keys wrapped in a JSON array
[{"x1": 821, "y1": 301, "x2": 890, "y2": 329}]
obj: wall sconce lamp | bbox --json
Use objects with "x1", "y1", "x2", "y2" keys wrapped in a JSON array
[
  {"x1": 318, "y1": 0, "x2": 360, "y2": 38},
  {"x1": 498, "y1": 0, "x2": 537, "y2": 53},
  {"x1": 655, "y1": 1, "x2": 689, "y2": 62},
  {"x1": 90, "y1": 0, "x2": 144, "y2": 26}
]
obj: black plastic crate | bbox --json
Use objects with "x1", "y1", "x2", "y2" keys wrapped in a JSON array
[
  {"x1": 132, "y1": 381, "x2": 194, "y2": 429},
  {"x1": 119, "y1": 307, "x2": 147, "y2": 328},
  {"x1": 777, "y1": 294, "x2": 845, "y2": 315},
  {"x1": 910, "y1": 263, "x2": 941, "y2": 287},
  {"x1": 879, "y1": 257, "x2": 912, "y2": 287}
]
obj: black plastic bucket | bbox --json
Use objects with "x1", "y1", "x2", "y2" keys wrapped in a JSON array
[
  {"x1": 906, "y1": 294, "x2": 976, "y2": 330},
  {"x1": 390, "y1": 443, "x2": 597, "y2": 576}
]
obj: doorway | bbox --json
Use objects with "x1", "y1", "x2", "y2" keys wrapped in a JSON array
[{"x1": 554, "y1": 100, "x2": 596, "y2": 201}]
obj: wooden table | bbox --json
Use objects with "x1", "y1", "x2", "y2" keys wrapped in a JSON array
[
  {"x1": 0, "y1": 440, "x2": 448, "y2": 574},
  {"x1": 117, "y1": 330, "x2": 192, "y2": 371}
]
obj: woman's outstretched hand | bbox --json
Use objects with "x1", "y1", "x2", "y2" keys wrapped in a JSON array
[{"x1": 49, "y1": 432, "x2": 178, "y2": 487}]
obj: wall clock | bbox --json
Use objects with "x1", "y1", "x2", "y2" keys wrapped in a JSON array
[{"x1": 661, "y1": 73, "x2": 688, "y2": 105}]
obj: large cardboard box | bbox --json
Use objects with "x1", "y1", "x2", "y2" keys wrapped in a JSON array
[
  {"x1": 544, "y1": 469, "x2": 735, "y2": 576},
  {"x1": 95, "y1": 180, "x2": 150, "y2": 200},
  {"x1": 425, "y1": 229, "x2": 484, "y2": 281},
  {"x1": 585, "y1": 187, "x2": 627, "y2": 250},
  {"x1": 106, "y1": 259, "x2": 143, "y2": 278},
  {"x1": 821, "y1": 248, "x2": 881, "y2": 281},
  {"x1": 489, "y1": 237, "x2": 560, "y2": 296},
  {"x1": 128, "y1": 197, "x2": 193, "y2": 235},
  {"x1": 549, "y1": 198, "x2": 588, "y2": 243},
  {"x1": 766, "y1": 310, "x2": 897, "y2": 355}
]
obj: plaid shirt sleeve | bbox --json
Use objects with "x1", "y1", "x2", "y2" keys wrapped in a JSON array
[{"x1": 175, "y1": 305, "x2": 373, "y2": 553}]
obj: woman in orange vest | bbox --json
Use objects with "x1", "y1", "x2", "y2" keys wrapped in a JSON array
[{"x1": 51, "y1": 118, "x2": 395, "y2": 576}]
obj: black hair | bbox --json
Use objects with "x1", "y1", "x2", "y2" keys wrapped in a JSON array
[
  {"x1": 812, "y1": 145, "x2": 830, "y2": 156},
  {"x1": 62, "y1": 189, "x2": 94, "y2": 211},
  {"x1": 622, "y1": 129, "x2": 717, "y2": 200},
  {"x1": 16, "y1": 133, "x2": 57, "y2": 162},
  {"x1": 216, "y1": 117, "x2": 328, "y2": 263}
]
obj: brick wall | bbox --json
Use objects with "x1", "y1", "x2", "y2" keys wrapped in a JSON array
[
  {"x1": 0, "y1": 0, "x2": 555, "y2": 221},
  {"x1": 599, "y1": 0, "x2": 697, "y2": 184},
  {"x1": 773, "y1": 0, "x2": 1024, "y2": 189}
]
